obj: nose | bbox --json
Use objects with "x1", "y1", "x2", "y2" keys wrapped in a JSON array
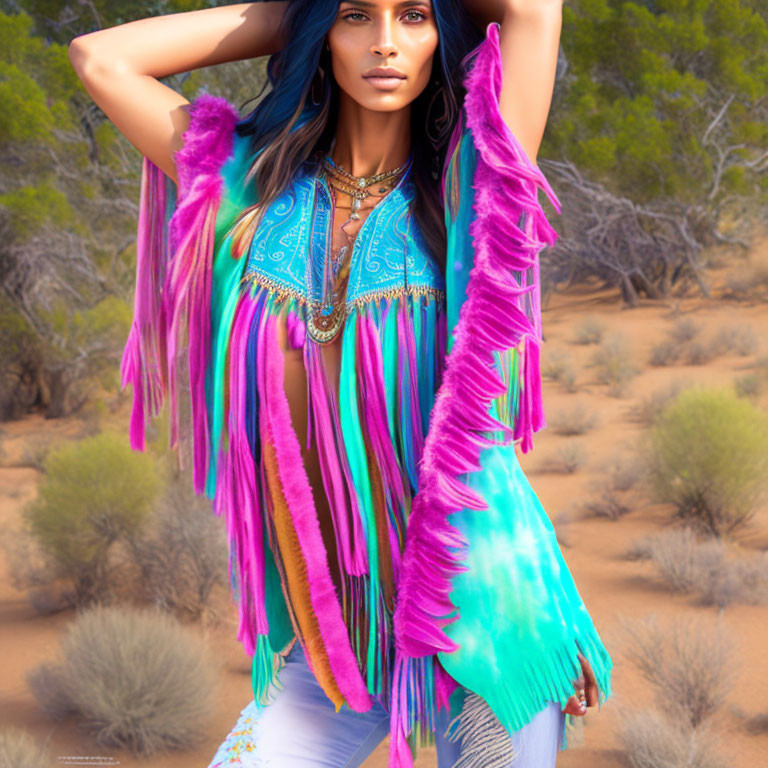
[{"x1": 371, "y1": 16, "x2": 397, "y2": 58}]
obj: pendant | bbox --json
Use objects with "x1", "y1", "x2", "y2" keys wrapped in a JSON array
[{"x1": 307, "y1": 302, "x2": 346, "y2": 345}]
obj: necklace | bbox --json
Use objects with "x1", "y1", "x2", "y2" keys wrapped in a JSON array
[
  {"x1": 306, "y1": 154, "x2": 411, "y2": 345},
  {"x1": 323, "y1": 155, "x2": 409, "y2": 221}
]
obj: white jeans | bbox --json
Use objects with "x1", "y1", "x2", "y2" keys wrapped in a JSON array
[{"x1": 207, "y1": 641, "x2": 565, "y2": 767}]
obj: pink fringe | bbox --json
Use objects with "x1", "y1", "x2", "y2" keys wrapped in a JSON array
[
  {"x1": 262, "y1": 313, "x2": 373, "y2": 711},
  {"x1": 120, "y1": 94, "x2": 240, "y2": 494},
  {"x1": 388, "y1": 22, "x2": 561, "y2": 767},
  {"x1": 213, "y1": 289, "x2": 267, "y2": 655}
]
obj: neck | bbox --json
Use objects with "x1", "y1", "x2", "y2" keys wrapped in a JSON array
[{"x1": 330, "y1": 90, "x2": 412, "y2": 177}]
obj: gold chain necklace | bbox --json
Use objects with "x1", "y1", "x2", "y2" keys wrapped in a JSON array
[
  {"x1": 306, "y1": 155, "x2": 410, "y2": 345},
  {"x1": 322, "y1": 155, "x2": 409, "y2": 220}
]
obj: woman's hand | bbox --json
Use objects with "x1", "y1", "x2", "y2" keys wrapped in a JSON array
[{"x1": 561, "y1": 652, "x2": 600, "y2": 716}]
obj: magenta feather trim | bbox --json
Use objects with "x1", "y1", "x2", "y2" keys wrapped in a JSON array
[
  {"x1": 262, "y1": 313, "x2": 373, "y2": 711},
  {"x1": 120, "y1": 94, "x2": 239, "y2": 495},
  {"x1": 391, "y1": 9, "x2": 562, "y2": 715},
  {"x1": 388, "y1": 23, "x2": 561, "y2": 764}
]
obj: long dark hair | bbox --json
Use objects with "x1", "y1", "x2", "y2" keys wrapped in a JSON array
[{"x1": 232, "y1": 0, "x2": 483, "y2": 274}]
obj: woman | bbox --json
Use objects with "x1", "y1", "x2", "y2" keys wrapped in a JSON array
[{"x1": 69, "y1": 1, "x2": 613, "y2": 766}]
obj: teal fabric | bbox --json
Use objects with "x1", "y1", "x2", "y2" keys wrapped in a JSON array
[{"x1": 437, "y1": 440, "x2": 613, "y2": 742}]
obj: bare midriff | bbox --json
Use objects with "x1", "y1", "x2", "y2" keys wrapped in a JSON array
[{"x1": 274, "y1": 188, "x2": 382, "y2": 603}]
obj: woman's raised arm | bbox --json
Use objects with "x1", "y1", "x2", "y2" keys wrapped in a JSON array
[{"x1": 68, "y1": 2, "x2": 289, "y2": 184}]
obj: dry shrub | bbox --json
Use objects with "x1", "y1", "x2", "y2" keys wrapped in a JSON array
[
  {"x1": 572, "y1": 316, "x2": 605, "y2": 345},
  {"x1": 669, "y1": 317, "x2": 701, "y2": 345},
  {"x1": 590, "y1": 333, "x2": 639, "y2": 397},
  {"x1": 26, "y1": 604, "x2": 219, "y2": 757},
  {"x1": 629, "y1": 379, "x2": 690, "y2": 426},
  {"x1": 616, "y1": 613, "x2": 736, "y2": 729},
  {"x1": 698, "y1": 550, "x2": 768, "y2": 608},
  {"x1": 616, "y1": 709, "x2": 726, "y2": 768},
  {"x1": 539, "y1": 441, "x2": 587, "y2": 474},
  {"x1": 549, "y1": 403, "x2": 598, "y2": 436},
  {"x1": 631, "y1": 527, "x2": 768, "y2": 608},
  {"x1": 0, "y1": 726, "x2": 52, "y2": 768},
  {"x1": 541, "y1": 348, "x2": 578, "y2": 392},
  {"x1": 583, "y1": 453, "x2": 641, "y2": 520},
  {"x1": 644, "y1": 386, "x2": 768, "y2": 537},
  {"x1": 121, "y1": 466, "x2": 229, "y2": 622},
  {"x1": 711, "y1": 323, "x2": 758, "y2": 357},
  {"x1": 649, "y1": 340, "x2": 680, "y2": 367}
]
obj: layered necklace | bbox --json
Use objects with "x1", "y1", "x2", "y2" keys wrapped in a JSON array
[{"x1": 306, "y1": 153, "x2": 411, "y2": 345}]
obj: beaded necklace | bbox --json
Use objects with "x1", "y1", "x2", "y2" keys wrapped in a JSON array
[{"x1": 306, "y1": 153, "x2": 411, "y2": 345}]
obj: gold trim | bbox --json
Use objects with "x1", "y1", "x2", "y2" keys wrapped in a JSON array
[{"x1": 241, "y1": 268, "x2": 444, "y2": 310}]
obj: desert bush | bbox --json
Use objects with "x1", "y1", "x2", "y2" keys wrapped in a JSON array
[
  {"x1": 617, "y1": 613, "x2": 736, "y2": 729},
  {"x1": 734, "y1": 372, "x2": 764, "y2": 399},
  {"x1": 549, "y1": 404, "x2": 598, "y2": 435},
  {"x1": 590, "y1": 333, "x2": 639, "y2": 396},
  {"x1": 0, "y1": 726, "x2": 51, "y2": 768},
  {"x1": 26, "y1": 604, "x2": 219, "y2": 757},
  {"x1": 669, "y1": 317, "x2": 701, "y2": 345},
  {"x1": 642, "y1": 527, "x2": 722, "y2": 593},
  {"x1": 21, "y1": 431, "x2": 162, "y2": 606},
  {"x1": 649, "y1": 340, "x2": 680, "y2": 367},
  {"x1": 698, "y1": 550, "x2": 768, "y2": 609},
  {"x1": 121, "y1": 466, "x2": 229, "y2": 622},
  {"x1": 684, "y1": 340, "x2": 715, "y2": 366},
  {"x1": 616, "y1": 709, "x2": 726, "y2": 768},
  {"x1": 633, "y1": 528, "x2": 768, "y2": 608},
  {"x1": 712, "y1": 323, "x2": 758, "y2": 357},
  {"x1": 622, "y1": 535, "x2": 657, "y2": 561},
  {"x1": 583, "y1": 453, "x2": 641, "y2": 520},
  {"x1": 583, "y1": 488, "x2": 631, "y2": 520},
  {"x1": 540, "y1": 441, "x2": 587, "y2": 474},
  {"x1": 643, "y1": 387, "x2": 768, "y2": 537},
  {"x1": 16, "y1": 434, "x2": 54, "y2": 471},
  {"x1": 541, "y1": 348, "x2": 578, "y2": 392},
  {"x1": 629, "y1": 380, "x2": 691, "y2": 427},
  {"x1": 572, "y1": 316, "x2": 605, "y2": 345}
]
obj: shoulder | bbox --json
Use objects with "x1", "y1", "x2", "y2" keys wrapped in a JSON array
[{"x1": 173, "y1": 93, "x2": 241, "y2": 203}]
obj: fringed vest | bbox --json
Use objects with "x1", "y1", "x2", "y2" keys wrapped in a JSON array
[{"x1": 120, "y1": 22, "x2": 613, "y2": 768}]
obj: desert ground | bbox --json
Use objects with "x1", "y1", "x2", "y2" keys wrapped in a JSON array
[{"x1": 2, "y1": 242, "x2": 767, "y2": 767}]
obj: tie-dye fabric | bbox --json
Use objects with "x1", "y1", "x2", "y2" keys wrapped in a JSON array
[{"x1": 120, "y1": 21, "x2": 612, "y2": 768}]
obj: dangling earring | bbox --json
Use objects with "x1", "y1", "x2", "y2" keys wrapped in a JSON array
[
  {"x1": 310, "y1": 40, "x2": 331, "y2": 105},
  {"x1": 425, "y1": 78, "x2": 451, "y2": 151},
  {"x1": 311, "y1": 66, "x2": 324, "y2": 105}
]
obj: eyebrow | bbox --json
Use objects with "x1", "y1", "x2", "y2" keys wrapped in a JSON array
[{"x1": 339, "y1": 1, "x2": 431, "y2": 7}]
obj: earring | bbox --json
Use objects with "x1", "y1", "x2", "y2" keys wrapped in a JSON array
[
  {"x1": 310, "y1": 67, "x2": 325, "y2": 105},
  {"x1": 425, "y1": 82, "x2": 451, "y2": 150}
]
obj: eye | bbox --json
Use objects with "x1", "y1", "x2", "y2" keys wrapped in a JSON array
[{"x1": 341, "y1": 8, "x2": 429, "y2": 23}]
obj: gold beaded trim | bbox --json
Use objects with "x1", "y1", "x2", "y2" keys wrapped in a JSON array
[
  {"x1": 241, "y1": 268, "x2": 444, "y2": 309},
  {"x1": 240, "y1": 270, "x2": 308, "y2": 305},
  {"x1": 348, "y1": 284, "x2": 445, "y2": 308}
]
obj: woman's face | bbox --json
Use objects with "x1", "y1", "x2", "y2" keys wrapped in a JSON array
[{"x1": 326, "y1": 1, "x2": 439, "y2": 112}]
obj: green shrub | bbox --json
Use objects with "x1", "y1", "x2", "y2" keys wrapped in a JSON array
[
  {"x1": 645, "y1": 387, "x2": 768, "y2": 537},
  {"x1": 26, "y1": 604, "x2": 219, "y2": 757},
  {"x1": 22, "y1": 431, "x2": 162, "y2": 605}
]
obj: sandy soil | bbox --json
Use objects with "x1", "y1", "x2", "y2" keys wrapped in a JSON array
[{"x1": 2, "y1": 252, "x2": 767, "y2": 768}]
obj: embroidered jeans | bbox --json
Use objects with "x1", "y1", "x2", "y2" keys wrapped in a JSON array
[{"x1": 207, "y1": 640, "x2": 565, "y2": 767}]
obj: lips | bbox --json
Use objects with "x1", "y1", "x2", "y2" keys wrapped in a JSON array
[{"x1": 364, "y1": 69, "x2": 406, "y2": 79}]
